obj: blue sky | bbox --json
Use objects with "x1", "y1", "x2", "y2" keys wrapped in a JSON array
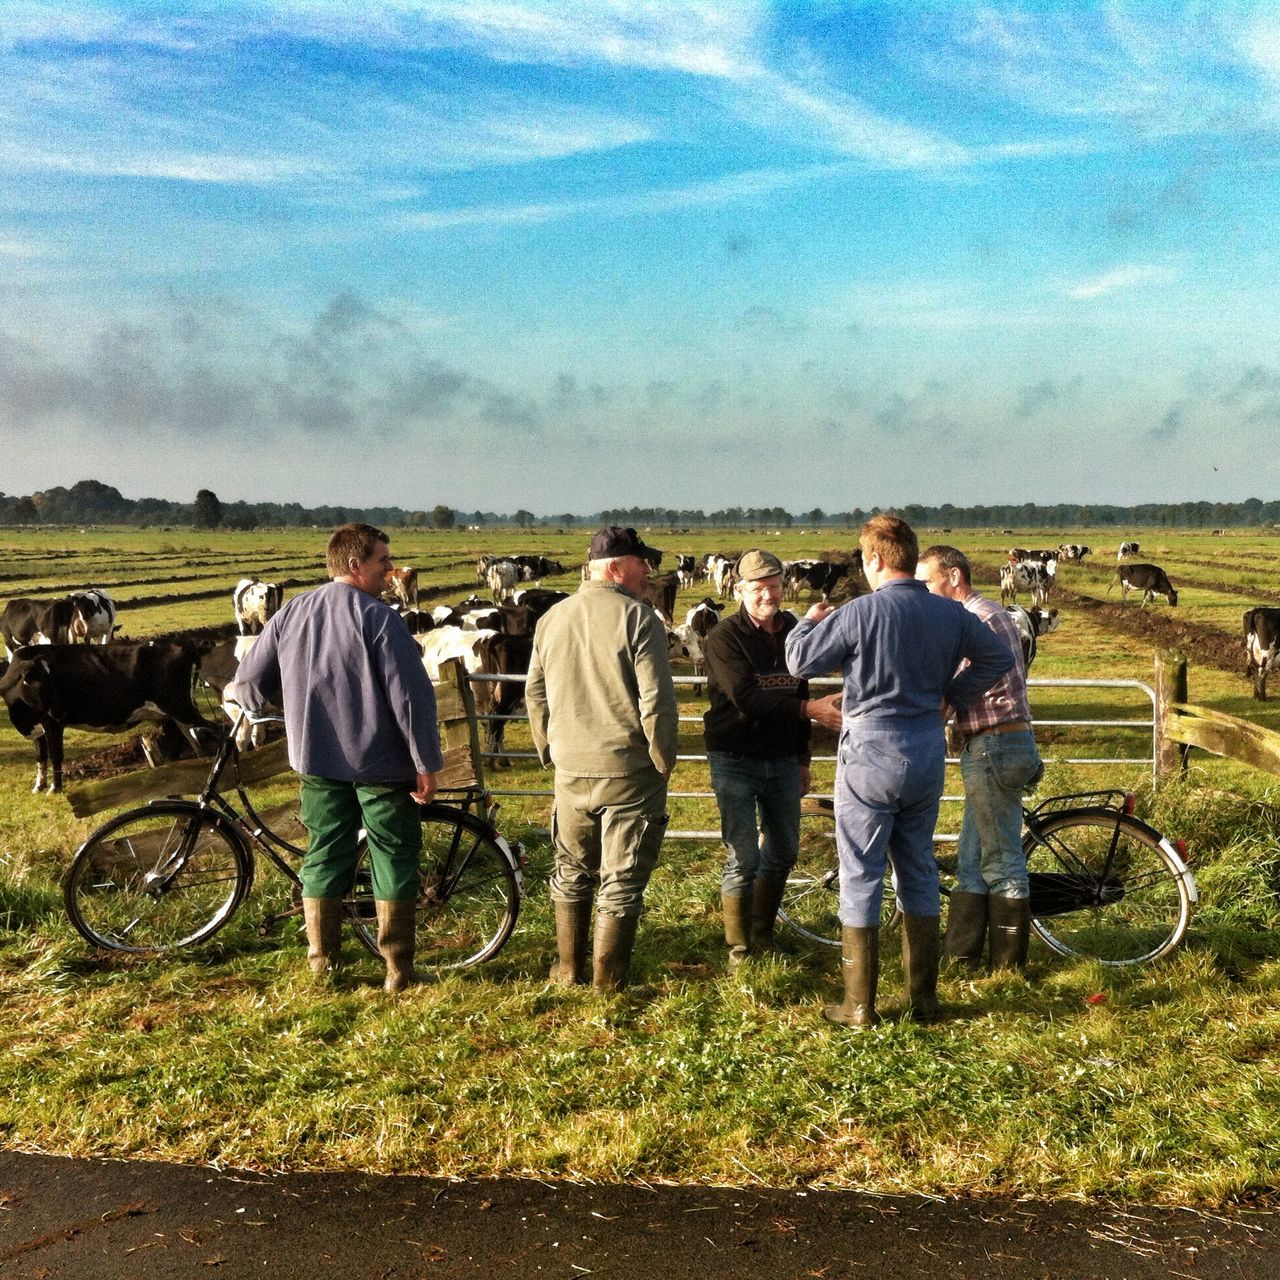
[{"x1": 2, "y1": 1, "x2": 1279, "y2": 514}]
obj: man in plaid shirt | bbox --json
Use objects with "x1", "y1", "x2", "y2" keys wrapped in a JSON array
[{"x1": 917, "y1": 545, "x2": 1043, "y2": 973}]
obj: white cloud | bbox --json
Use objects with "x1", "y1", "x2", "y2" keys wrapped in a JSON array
[{"x1": 1066, "y1": 264, "x2": 1176, "y2": 300}]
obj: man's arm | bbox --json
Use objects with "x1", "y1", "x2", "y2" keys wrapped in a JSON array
[
  {"x1": 525, "y1": 640, "x2": 551, "y2": 767},
  {"x1": 225, "y1": 614, "x2": 283, "y2": 714},
  {"x1": 785, "y1": 605, "x2": 853, "y2": 679},
  {"x1": 945, "y1": 612, "x2": 1016, "y2": 712},
  {"x1": 634, "y1": 611, "x2": 678, "y2": 777}
]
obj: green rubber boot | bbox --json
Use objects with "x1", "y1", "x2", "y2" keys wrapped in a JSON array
[{"x1": 822, "y1": 926, "x2": 881, "y2": 1028}]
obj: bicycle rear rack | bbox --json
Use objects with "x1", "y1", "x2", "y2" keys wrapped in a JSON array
[{"x1": 1025, "y1": 789, "x2": 1131, "y2": 819}]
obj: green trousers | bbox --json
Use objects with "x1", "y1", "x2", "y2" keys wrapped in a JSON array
[{"x1": 298, "y1": 775, "x2": 421, "y2": 902}]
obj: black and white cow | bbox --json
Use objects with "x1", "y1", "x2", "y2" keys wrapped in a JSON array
[
  {"x1": 1057, "y1": 544, "x2": 1091, "y2": 564},
  {"x1": 678, "y1": 598, "x2": 725, "y2": 676},
  {"x1": 1009, "y1": 548, "x2": 1057, "y2": 565},
  {"x1": 1, "y1": 597, "x2": 77, "y2": 657},
  {"x1": 1, "y1": 641, "x2": 216, "y2": 793},
  {"x1": 69, "y1": 588, "x2": 117, "y2": 644},
  {"x1": 1006, "y1": 605, "x2": 1060, "y2": 669},
  {"x1": 674, "y1": 555, "x2": 696, "y2": 590},
  {"x1": 1117, "y1": 541, "x2": 1141, "y2": 560},
  {"x1": 233, "y1": 578, "x2": 283, "y2": 635},
  {"x1": 1112, "y1": 563, "x2": 1177, "y2": 607},
  {"x1": 783, "y1": 560, "x2": 847, "y2": 603},
  {"x1": 510, "y1": 555, "x2": 565, "y2": 585},
  {"x1": 1000, "y1": 561, "x2": 1055, "y2": 608},
  {"x1": 510, "y1": 588, "x2": 569, "y2": 621},
  {"x1": 1244, "y1": 607, "x2": 1280, "y2": 701}
]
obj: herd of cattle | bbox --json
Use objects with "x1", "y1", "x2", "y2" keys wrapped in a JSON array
[{"x1": 3, "y1": 540, "x2": 1280, "y2": 795}]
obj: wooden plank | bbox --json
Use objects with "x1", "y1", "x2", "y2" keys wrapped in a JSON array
[
  {"x1": 1164, "y1": 702, "x2": 1280, "y2": 778},
  {"x1": 63, "y1": 661, "x2": 484, "y2": 818}
]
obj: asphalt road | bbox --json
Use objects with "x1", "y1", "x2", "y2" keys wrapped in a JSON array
[{"x1": 0, "y1": 1152, "x2": 1275, "y2": 1279}]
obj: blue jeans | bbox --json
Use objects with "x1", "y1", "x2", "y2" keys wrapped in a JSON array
[
  {"x1": 708, "y1": 752, "x2": 802, "y2": 896},
  {"x1": 956, "y1": 729, "x2": 1042, "y2": 898},
  {"x1": 835, "y1": 725, "x2": 946, "y2": 927}
]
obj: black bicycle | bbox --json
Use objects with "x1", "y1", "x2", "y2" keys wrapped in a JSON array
[
  {"x1": 781, "y1": 790, "x2": 1197, "y2": 966},
  {"x1": 63, "y1": 714, "x2": 523, "y2": 968}
]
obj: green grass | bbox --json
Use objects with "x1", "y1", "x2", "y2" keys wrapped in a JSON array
[{"x1": 2, "y1": 525, "x2": 1279, "y2": 1203}]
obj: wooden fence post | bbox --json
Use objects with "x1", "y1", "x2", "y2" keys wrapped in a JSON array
[{"x1": 1154, "y1": 651, "x2": 1189, "y2": 779}]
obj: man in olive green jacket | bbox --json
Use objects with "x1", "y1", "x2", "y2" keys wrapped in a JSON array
[{"x1": 526, "y1": 526, "x2": 678, "y2": 991}]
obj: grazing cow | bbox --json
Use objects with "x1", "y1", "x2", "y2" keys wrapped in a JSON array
[
  {"x1": 636, "y1": 572, "x2": 679, "y2": 624},
  {"x1": 675, "y1": 555, "x2": 696, "y2": 590},
  {"x1": 1056, "y1": 544, "x2": 1091, "y2": 564},
  {"x1": 1112, "y1": 562, "x2": 1177, "y2": 607},
  {"x1": 1, "y1": 641, "x2": 216, "y2": 793},
  {"x1": 386, "y1": 565, "x2": 419, "y2": 608},
  {"x1": 1008, "y1": 547, "x2": 1057, "y2": 565},
  {"x1": 1117, "y1": 541, "x2": 1141, "y2": 560},
  {"x1": 1006, "y1": 605, "x2": 1060, "y2": 669},
  {"x1": 1, "y1": 597, "x2": 76, "y2": 656},
  {"x1": 1000, "y1": 561, "x2": 1054, "y2": 608},
  {"x1": 1244, "y1": 608, "x2": 1280, "y2": 700},
  {"x1": 232, "y1": 578, "x2": 283, "y2": 635},
  {"x1": 784, "y1": 559, "x2": 847, "y2": 603},
  {"x1": 486, "y1": 559, "x2": 521, "y2": 603}
]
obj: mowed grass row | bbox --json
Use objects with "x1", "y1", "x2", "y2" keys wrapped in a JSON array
[{"x1": 1, "y1": 526, "x2": 1278, "y2": 1203}]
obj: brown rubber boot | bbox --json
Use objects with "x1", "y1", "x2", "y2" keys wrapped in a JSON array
[
  {"x1": 375, "y1": 899, "x2": 418, "y2": 993},
  {"x1": 822, "y1": 926, "x2": 880, "y2": 1027},
  {"x1": 303, "y1": 897, "x2": 343, "y2": 978},
  {"x1": 750, "y1": 876, "x2": 789, "y2": 955},
  {"x1": 592, "y1": 914, "x2": 639, "y2": 992},
  {"x1": 550, "y1": 899, "x2": 592, "y2": 985},
  {"x1": 901, "y1": 914, "x2": 943, "y2": 1023},
  {"x1": 988, "y1": 896, "x2": 1031, "y2": 973},
  {"x1": 943, "y1": 890, "x2": 988, "y2": 971},
  {"x1": 722, "y1": 892, "x2": 752, "y2": 968}
]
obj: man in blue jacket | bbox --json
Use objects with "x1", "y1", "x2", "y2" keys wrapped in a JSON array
[
  {"x1": 786, "y1": 516, "x2": 1013, "y2": 1027},
  {"x1": 230, "y1": 523, "x2": 443, "y2": 992}
]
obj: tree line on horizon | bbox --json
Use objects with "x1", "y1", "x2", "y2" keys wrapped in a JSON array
[{"x1": 3, "y1": 479, "x2": 1279, "y2": 532}]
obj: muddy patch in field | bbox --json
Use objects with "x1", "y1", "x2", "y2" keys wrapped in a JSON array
[
  {"x1": 61, "y1": 737, "x2": 152, "y2": 782},
  {"x1": 1059, "y1": 589, "x2": 1244, "y2": 673}
]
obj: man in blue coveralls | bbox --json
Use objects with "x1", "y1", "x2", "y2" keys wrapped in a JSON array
[{"x1": 785, "y1": 515, "x2": 1013, "y2": 1027}]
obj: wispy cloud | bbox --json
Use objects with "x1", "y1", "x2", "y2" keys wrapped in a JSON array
[{"x1": 1067, "y1": 264, "x2": 1175, "y2": 300}]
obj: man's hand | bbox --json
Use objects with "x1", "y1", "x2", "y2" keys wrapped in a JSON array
[
  {"x1": 411, "y1": 771, "x2": 438, "y2": 804},
  {"x1": 805, "y1": 601, "x2": 835, "y2": 623},
  {"x1": 807, "y1": 691, "x2": 844, "y2": 731}
]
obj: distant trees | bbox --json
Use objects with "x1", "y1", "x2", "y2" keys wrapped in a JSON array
[{"x1": 5, "y1": 477, "x2": 1280, "y2": 530}]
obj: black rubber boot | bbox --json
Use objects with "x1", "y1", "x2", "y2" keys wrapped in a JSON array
[
  {"x1": 303, "y1": 897, "x2": 343, "y2": 979},
  {"x1": 549, "y1": 899, "x2": 592, "y2": 985},
  {"x1": 722, "y1": 892, "x2": 752, "y2": 968},
  {"x1": 750, "y1": 876, "x2": 789, "y2": 955},
  {"x1": 901, "y1": 915, "x2": 943, "y2": 1023},
  {"x1": 822, "y1": 926, "x2": 880, "y2": 1027},
  {"x1": 988, "y1": 896, "x2": 1031, "y2": 973},
  {"x1": 376, "y1": 899, "x2": 418, "y2": 993},
  {"x1": 592, "y1": 914, "x2": 639, "y2": 992},
  {"x1": 943, "y1": 890, "x2": 988, "y2": 971}
]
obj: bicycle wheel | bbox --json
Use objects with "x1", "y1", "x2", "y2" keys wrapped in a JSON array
[
  {"x1": 779, "y1": 802, "x2": 841, "y2": 947},
  {"x1": 64, "y1": 802, "x2": 253, "y2": 953},
  {"x1": 348, "y1": 805, "x2": 520, "y2": 969},
  {"x1": 1024, "y1": 811, "x2": 1193, "y2": 965}
]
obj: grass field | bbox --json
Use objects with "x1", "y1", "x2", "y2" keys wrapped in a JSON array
[{"x1": 0, "y1": 524, "x2": 1278, "y2": 1204}]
